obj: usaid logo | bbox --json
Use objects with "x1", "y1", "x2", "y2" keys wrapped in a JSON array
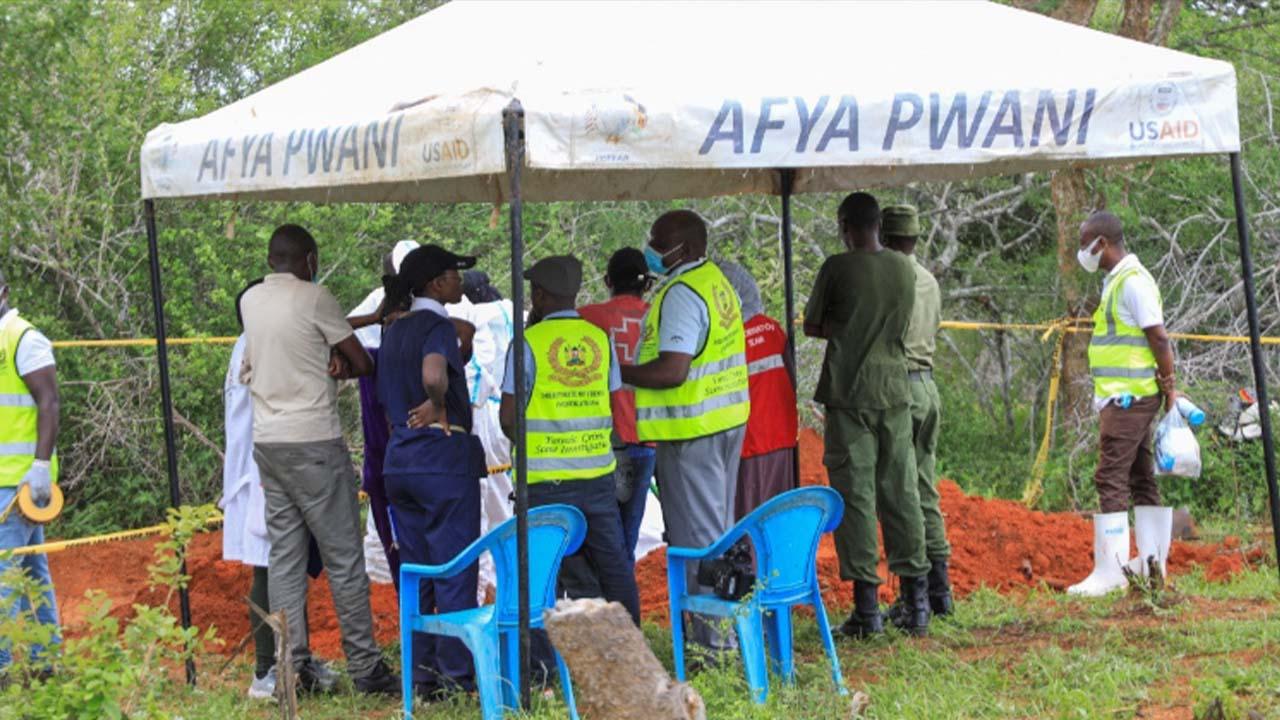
[
  {"x1": 1128, "y1": 82, "x2": 1198, "y2": 144},
  {"x1": 1148, "y1": 83, "x2": 1179, "y2": 116}
]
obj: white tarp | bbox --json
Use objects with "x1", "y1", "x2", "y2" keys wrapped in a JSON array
[{"x1": 140, "y1": 0, "x2": 1239, "y2": 203}]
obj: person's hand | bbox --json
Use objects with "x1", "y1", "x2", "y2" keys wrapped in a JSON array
[
  {"x1": 407, "y1": 399, "x2": 449, "y2": 434},
  {"x1": 21, "y1": 461, "x2": 52, "y2": 508},
  {"x1": 328, "y1": 350, "x2": 350, "y2": 379},
  {"x1": 452, "y1": 319, "x2": 477, "y2": 358},
  {"x1": 1158, "y1": 372, "x2": 1177, "y2": 410},
  {"x1": 452, "y1": 319, "x2": 477, "y2": 344}
]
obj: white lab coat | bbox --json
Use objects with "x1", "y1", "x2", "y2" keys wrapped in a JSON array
[{"x1": 219, "y1": 335, "x2": 271, "y2": 567}]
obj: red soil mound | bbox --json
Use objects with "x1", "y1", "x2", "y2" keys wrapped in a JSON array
[
  {"x1": 635, "y1": 428, "x2": 1263, "y2": 622},
  {"x1": 50, "y1": 531, "x2": 401, "y2": 659},
  {"x1": 50, "y1": 428, "x2": 1266, "y2": 652}
]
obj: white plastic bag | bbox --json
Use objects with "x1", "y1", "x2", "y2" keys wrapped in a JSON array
[{"x1": 1155, "y1": 407, "x2": 1201, "y2": 478}]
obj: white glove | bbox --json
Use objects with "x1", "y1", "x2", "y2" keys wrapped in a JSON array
[{"x1": 22, "y1": 460, "x2": 52, "y2": 507}]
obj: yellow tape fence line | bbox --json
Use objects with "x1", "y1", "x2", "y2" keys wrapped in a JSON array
[
  {"x1": 22, "y1": 321, "x2": 1279, "y2": 550},
  {"x1": 52, "y1": 336, "x2": 239, "y2": 349},
  {"x1": 8, "y1": 463, "x2": 515, "y2": 556},
  {"x1": 939, "y1": 319, "x2": 1280, "y2": 506}
]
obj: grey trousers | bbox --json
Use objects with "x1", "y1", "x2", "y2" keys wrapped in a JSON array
[
  {"x1": 656, "y1": 423, "x2": 746, "y2": 652},
  {"x1": 254, "y1": 438, "x2": 381, "y2": 677}
]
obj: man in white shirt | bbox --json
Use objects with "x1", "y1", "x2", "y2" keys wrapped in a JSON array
[
  {"x1": 239, "y1": 224, "x2": 397, "y2": 694},
  {"x1": 1069, "y1": 211, "x2": 1178, "y2": 597},
  {"x1": 0, "y1": 271, "x2": 61, "y2": 675}
]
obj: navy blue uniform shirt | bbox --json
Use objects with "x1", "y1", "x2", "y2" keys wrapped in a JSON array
[{"x1": 377, "y1": 304, "x2": 483, "y2": 478}]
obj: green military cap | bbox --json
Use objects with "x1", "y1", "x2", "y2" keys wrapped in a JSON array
[{"x1": 882, "y1": 204, "x2": 922, "y2": 238}]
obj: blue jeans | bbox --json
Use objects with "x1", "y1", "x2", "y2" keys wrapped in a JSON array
[
  {"x1": 620, "y1": 445, "x2": 656, "y2": 560},
  {"x1": 0, "y1": 486, "x2": 61, "y2": 669},
  {"x1": 530, "y1": 472, "x2": 641, "y2": 684}
]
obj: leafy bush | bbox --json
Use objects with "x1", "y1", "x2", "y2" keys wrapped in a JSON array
[{"x1": 0, "y1": 505, "x2": 219, "y2": 720}]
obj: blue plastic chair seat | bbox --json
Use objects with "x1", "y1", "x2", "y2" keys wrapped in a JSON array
[
  {"x1": 399, "y1": 504, "x2": 586, "y2": 720},
  {"x1": 666, "y1": 486, "x2": 848, "y2": 704},
  {"x1": 413, "y1": 605, "x2": 496, "y2": 634}
]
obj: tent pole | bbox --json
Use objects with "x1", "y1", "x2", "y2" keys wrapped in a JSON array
[
  {"x1": 503, "y1": 100, "x2": 531, "y2": 708},
  {"x1": 1228, "y1": 152, "x2": 1280, "y2": 581},
  {"x1": 779, "y1": 169, "x2": 800, "y2": 487},
  {"x1": 143, "y1": 199, "x2": 196, "y2": 685}
]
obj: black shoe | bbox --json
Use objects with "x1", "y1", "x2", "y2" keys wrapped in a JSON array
[
  {"x1": 838, "y1": 581, "x2": 884, "y2": 639},
  {"x1": 890, "y1": 575, "x2": 931, "y2": 637},
  {"x1": 296, "y1": 658, "x2": 339, "y2": 694},
  {"x1": 884, "y1": 596, "x2": 909, "y2": 626},
  {"x1": 414, "y1": 683, "x2": 451, "y2": 703},
  {"x1": 928, "y1": 559, "x2": 954, "y2": 617},
  {"x1": 353, "y1": 660, "x2": 399, "y2": 696}
]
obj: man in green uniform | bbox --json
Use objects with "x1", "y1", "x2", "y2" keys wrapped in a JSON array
[
  {"x1": 882, "y1": 205, "x2": 954, "y2": 620},
  {"x1": 804, "y1": 192, "x2": 931, "y2": 638}
]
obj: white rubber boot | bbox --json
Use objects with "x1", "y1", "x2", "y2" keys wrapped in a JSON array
[
  {"x1": 1068, "y1": 511, "x2": 1130, "y2": 596},
  {"x1": 1131, "y1": 506, "x2": 1173, "y2": 579}
]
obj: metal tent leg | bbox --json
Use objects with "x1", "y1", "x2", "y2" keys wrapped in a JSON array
[
  {"x1": 1228, "y1": 152, "x2": 1280, "y2": 582},
  {"x1": 503, "y1": 100, "x2": 531, "y2": 708},
  {"x1": 143, "y1": 199, "x2": 196, "y2": 685},
  {"x1": 779, "y1": 169, "x2": 800, "y2": 487}
]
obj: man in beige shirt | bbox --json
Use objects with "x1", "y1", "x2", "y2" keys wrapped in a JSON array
[{"x1": 239, "y1": 224, "x2": 397, "y2": 695}]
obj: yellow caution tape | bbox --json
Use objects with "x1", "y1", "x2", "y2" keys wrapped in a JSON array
[
  {"x1": 11, "y1": 463, "x2": 517, "y2": 557},
  {"x1": 18, "y1": 319, "x2": 1276, "y2": 554},
  {"x1": 46, "y1": 325, "x2": 1280, "y2": 351},
  {"x1": 1020, "y1": 319, "x2": 1076, "y2": 508},
  {"x1": 51, "y1": 336, "x2": 239, "y2": 349},
  {"x1": 939, "y1": 320, "x2": 1280, "y2": 345},
  {"x1": 6, "y1": 515, "x2": 224, "y2": 557}
]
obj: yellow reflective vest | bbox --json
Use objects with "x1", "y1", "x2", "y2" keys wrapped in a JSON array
[
  {"x1": 524, "y1": 317, "x2": 617, "y2": 483},
  {"x1": 0, "y1": 314, "x2": 57, "y2": 488},
  {"x1": 1088, "y1": 265, "x2": 1161, "y2": 399},
  {"x1": 636, "y1": 261, "x2": 750, "y2": 441}
]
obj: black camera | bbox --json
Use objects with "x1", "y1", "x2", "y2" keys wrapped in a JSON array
[{"x1": 696, "y1": 539, "x2": 756, "y2": 601}]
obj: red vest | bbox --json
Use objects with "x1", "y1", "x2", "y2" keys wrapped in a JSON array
[
  {"x1": 742, "y1": 314, "x2": 798, "y2": 458},
  {"x1": 577, "y1": 295, "x2": 649, "y2": 445}
]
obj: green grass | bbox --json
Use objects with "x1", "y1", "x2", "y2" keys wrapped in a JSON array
[{"x1": 144, "y1": 564, "x2": 1280, "y2": 720}]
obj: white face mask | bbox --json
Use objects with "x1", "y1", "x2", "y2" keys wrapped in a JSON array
[{"x1": 1077, "y1": 236, "x2": 1103, "y2": 273}]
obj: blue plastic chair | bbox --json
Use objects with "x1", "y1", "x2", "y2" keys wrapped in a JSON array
[
  {"x1": 399, "y1": 504, "x2": 586, "y2": 720},
  {"x1": 666, "y1": 486, "x2": 847, "y2": 704}
]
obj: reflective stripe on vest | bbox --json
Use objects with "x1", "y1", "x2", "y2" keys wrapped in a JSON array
[
  {"x1": 523, "y1": 317, "x2": 617, "y2": 483},
  {"x1": 0, "y1": 314, "x2": 57, "y2": 487},
  {"x1": 635, "y1": 261, "x2": 750, "y2": 441},
  {"x1": 747, "y1": 353, "x2": 785, "y2": 376},
  {"x1": 1087, "y1": 265, "x2": 1161, "y2": 399},
  {"x1": 741, "y1": 315, "x2": 797, "y2": 458}
]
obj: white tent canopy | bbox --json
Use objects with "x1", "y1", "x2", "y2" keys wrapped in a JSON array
[
  {"x1": 140, "y1": 0, "x2": 1239, "y2": 203},
  {"x1": 137, "y1": 1, "x2": 1280, "y2": 690}
]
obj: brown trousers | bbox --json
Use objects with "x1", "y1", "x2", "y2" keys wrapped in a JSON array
[{"x1": 1095, "y1": 394, "x2": 1162, "y2": 513}]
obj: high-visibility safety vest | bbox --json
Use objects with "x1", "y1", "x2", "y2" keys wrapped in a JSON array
[
  {"x1": 742, "y1": 314, "x2": 798, "y2": 458},
  {"x1": 0, "y1": 313, "x2": 57, "y2": 488},
  {"x1": 1088, "y1": 265, "x2": 1162, "y2": 399},
  {"x1": 636, "y1": 260, "x2": 750, "y2": 442},
  {"x1": 524, "y1": 317, "x2": 618, "y2": 483}
]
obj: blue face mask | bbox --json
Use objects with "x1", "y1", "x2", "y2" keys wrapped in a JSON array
[{"x1": 644, "y1": 243, "x2": 682, "y2": 276}]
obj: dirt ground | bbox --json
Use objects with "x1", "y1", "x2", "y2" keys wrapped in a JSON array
[{"x1": 49, "y1": 429, "x2": 1268, "y2": 659}]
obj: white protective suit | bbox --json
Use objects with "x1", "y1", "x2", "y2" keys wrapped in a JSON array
[{"x1": 219, "y1": 335, "x2": 270, "y2": 567}]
